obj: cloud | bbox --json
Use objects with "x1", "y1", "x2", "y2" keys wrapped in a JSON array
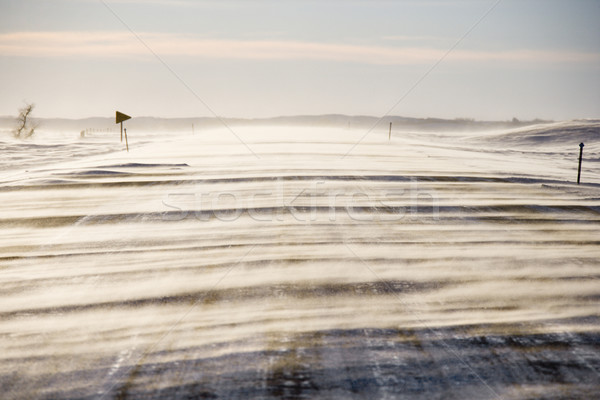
[
  {"x1": 381, "y1": 35, "x2": 452, "y2": 42},
  {"x1": 1, "y1": 31, "x2": 598, "y2": 65}
]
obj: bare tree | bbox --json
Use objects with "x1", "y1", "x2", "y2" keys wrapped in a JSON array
[{"x1": 14, "y1": 103, "x2": 37, "y2": 138}]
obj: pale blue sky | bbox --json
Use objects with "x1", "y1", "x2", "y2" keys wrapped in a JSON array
[{"x1": 0, "y1": 0, "x2": 598, "y2": 120}]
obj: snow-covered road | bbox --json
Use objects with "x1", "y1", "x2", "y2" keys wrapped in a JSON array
[{"x1": 1, "y1": 122, "x2": 599, "y2": 399}]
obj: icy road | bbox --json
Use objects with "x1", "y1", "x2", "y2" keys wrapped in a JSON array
[{"x1": 1, "y1": 121, "x2": 599, "y2": 399}]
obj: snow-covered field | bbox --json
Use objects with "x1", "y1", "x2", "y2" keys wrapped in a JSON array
[{"x1": 1, "y1": 121, "x2": 599, "y2": 399}]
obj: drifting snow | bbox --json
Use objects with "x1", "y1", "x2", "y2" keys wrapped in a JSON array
[{"x1": 0, "y1": 122, "x2": 598, "y2": 399}]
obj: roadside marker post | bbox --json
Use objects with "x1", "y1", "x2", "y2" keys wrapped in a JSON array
[{"x1": 577, "y1": 142, "x2": 584, "y2": 184}]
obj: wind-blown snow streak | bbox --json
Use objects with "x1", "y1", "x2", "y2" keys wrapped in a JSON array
[{"x1": 0, "y1": 122, "x2": 599, "y2": 399}]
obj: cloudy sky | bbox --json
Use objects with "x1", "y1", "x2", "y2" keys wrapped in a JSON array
[{"x1": 0, "y1": 0, "x2": 598, "y2": 120}]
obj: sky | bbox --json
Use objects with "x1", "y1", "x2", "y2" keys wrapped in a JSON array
[{"x1": 0, "y1": 0, "x2": 599, "y2": 120}]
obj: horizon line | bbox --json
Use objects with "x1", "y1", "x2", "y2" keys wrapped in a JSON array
[{"x1": 0, "y1": 113, "x2": 568, "y2": 124}]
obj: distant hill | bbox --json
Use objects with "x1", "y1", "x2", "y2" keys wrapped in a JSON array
[
  {"x1": 471, "y1": 119, "x2": 600, "y2": 147},
  {"x1": 0, "y1": 114, "x2": 552, "y2": 134}
]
